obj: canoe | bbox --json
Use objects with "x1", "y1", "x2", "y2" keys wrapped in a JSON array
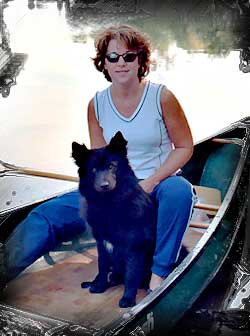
[{"x1": 0, "y1": 117, "x2": 250, "y2": 336}]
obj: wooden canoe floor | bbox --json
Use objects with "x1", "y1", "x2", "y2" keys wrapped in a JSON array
[{"x1": 0, "y1": 228, "x2": 203, "y2": 329}]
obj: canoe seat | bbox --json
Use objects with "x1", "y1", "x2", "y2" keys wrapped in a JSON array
[
  {"x1": 193, "y1": 185, "x2": 221, "y2": 214},
  {"x1": 190, "y1": 185, "x2": 221, "y2": 229}
]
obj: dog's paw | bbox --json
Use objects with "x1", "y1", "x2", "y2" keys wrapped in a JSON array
[
  {"x1": 81, "y1": 280, "x2": 108, "y2": 293},
  {"x1": 81, "y1": 281, "x2": 93, "y2": 289},
  {"x1": 119, "y1": 296, "x2": 136, "y2": 308},
  {"x1": 89, "y1": 282, "x2": 108, "y2": 293}
]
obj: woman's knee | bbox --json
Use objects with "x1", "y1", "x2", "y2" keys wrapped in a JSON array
[
  {"x1": 155, "y1": 176, "x2": 194, "y2": 205},
  {"x1": 32, "y1": 190, "x2": 81, "y2": 220},
  {"x1": 26, "y1": 190, "x2": 85, "y2": 238}
]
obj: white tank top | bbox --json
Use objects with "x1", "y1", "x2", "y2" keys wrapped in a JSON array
[{"x1": 94, "y1": 81, "x2": 174, "y2": 179}]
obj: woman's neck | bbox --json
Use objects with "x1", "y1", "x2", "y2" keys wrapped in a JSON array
[
  {"x1": 109, "y1": 79, "x2": 148, "y2": 118},
  {"x1": 111, "y1": 79, "x2": 146, "y2": 99}
]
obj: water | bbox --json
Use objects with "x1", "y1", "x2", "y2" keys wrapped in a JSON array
[{"x1": 0, "y1": 0, "x2": 250, "y2": 178}]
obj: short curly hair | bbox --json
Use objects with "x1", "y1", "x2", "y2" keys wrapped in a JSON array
[{"x1": 92, "y1": 24, "x2": 151, "y2": 82}]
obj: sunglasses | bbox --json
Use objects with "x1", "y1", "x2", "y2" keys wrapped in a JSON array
[{"x1": 105, "y1": 51, "x2": 139, "y2": 63}]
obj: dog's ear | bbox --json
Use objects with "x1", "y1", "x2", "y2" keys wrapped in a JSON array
[
  {"x1": 72, "y1": 141, "x2": 90, "y2": 167},
  {"x1": 107, "y1": 131, "x2": 128, "y2": 156}
]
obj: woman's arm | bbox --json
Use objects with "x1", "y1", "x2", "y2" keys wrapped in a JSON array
[
  {"x1": 139, "y1": 86, "x2": 194, "y2": 193},
  {"x1": 87, "y1": 98, "x2": 107, "y2": 149}
]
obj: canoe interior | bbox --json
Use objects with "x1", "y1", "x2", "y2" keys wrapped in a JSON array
[
  {"x1": 0, "y1": 230, "x2": 203, "y2": 328},
  {"x1": 0, "y1": 125, "x2": 246, "y2": 330}
]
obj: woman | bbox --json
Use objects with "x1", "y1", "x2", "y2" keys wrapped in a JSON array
[
  {"x1": 3, "y1": 24, "x2": 195, "y2": 292},
  {"x1": 88, "y1": 25, "x2": 195, "y2": 290}
]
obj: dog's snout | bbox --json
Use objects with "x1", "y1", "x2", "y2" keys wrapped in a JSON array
[
  {"x1": 94, "y1": 171, "x2": 116, "y2": 192},
  {"x1": 100, "y1": 181, "x2": 110, "y2": 190}
]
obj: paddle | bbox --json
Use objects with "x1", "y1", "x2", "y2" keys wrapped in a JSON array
[{"x1": 0, "y1": 159, "x2": 78, "y2": 182}]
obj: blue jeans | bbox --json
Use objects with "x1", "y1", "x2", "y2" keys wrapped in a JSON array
[
  {"x1": 150, "y1": 176, "x2": 195, "y2": 277},
  {"x1": 5, "y1": 176, "x2": 195, "y2": 281},
  {"x1": 5, "y1": 191, "x2": 86, "y2": 280}
]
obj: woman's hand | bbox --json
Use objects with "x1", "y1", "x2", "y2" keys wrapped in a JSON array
[{"x1": 139, "y1": 178, "x2": 158, "y2": 193}]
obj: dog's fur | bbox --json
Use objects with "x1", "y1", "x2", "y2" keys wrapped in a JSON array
[{"x1": 72, "y1": 131, "x2": 155, "y2": 308}]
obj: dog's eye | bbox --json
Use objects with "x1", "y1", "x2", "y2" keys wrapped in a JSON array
[
  {"x1": 108, "y1": 163, "x2": 117, "y2": 171},
  {"x1": 108, "y1": 162, "x2": 118, "y2": 171}
]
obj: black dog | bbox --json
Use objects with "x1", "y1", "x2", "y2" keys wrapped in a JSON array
[{"x1": 72, "y1": 131, "x2": 155, "y2": 308}]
